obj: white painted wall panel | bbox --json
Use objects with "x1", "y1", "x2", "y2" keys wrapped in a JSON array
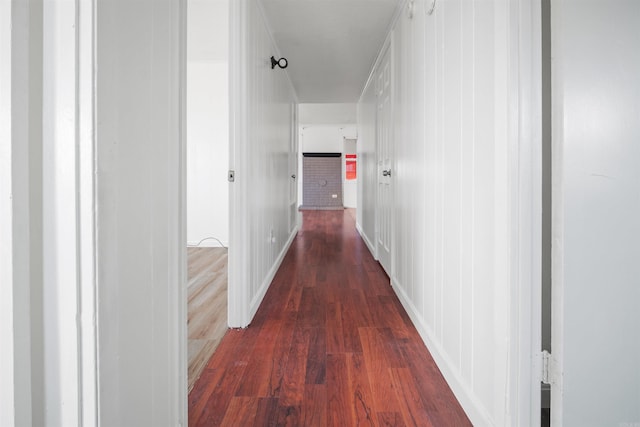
[
  {"x1": 458, "y1": 0, "x2": 475, "y2": 385},
  {"x1": 470, "y1": 2, "x2": 498, "y2": 418},
  {"x1": 96, "y1": 0, "x2": 185, "y2": 425},
  {"x1": 359, "y1": 1, "x2": 534, "y2": 425},
  {"x1": 440, "y1": 0, "x2": 463, "y2": 369}
]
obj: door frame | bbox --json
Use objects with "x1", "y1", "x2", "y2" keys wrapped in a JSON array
[
  {"x1": 374, "y1": 36, "x2": 395, "y2": 276},
  {"x1": 228, "y1": 0, "x2": 250, "y2": 328},
  {"x1": 289, "y1": 104, "x2": 299, "y2": 233},
  {"x1": 506, "y1": 1, "x2": 543, "y2": 424}
]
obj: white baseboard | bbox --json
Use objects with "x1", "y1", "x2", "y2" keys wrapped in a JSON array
[
  {"x1": 356, "y1": 222, "x2": 377, "y2": 260},
  {"x1": 390, "y1": 277, "x2": 494, "y2": 427},
  {"x1": 248, "y1": 227, "x2": 298, "y2": 322}
]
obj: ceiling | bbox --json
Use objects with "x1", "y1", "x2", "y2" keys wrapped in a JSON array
[{"x1": 260, "y1": 0, "x2": 402, "y2": 103}]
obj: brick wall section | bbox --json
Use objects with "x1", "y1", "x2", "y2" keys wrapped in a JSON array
[{"x1": 303, "y1": 156, "x2": 343, "y2": 208}]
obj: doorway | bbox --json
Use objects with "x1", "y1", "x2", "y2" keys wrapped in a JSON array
[{"x1": 185, "y1": 0, "x2": 230, "y2": 391}]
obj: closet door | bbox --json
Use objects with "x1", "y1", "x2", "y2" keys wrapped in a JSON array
[
  {"x1": 289, "y1": 104, "x2": 298, "y2": 233},
  {"x1": 376, "y1": 42, "x2": 393, "y2": 276},
  {"x1": 551, "y1": 1, "x2": 640, "y2": 425}
]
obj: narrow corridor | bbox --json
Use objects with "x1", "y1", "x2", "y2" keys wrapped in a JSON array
[{"x1": 188, "y1": 210, "x2": 471, "y2": 426}]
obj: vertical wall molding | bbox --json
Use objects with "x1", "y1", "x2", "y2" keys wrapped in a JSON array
[
  {"x1": 42, "y1": 0, "x2": 83, "y2": 423},
  {"x1": 228, "y1": 0, "x2": 249, "y2": 328},
  {"x1": 77, "y1": 0, "x2": 99, "y2": 425},
  {"x1": 1, "y1": 1, "x2": 102, "y2": 424}
]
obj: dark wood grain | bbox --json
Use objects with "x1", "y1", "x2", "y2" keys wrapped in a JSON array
[
  {"x1": 326, "y1": 353, "x2": 351, "y2": 426},
  {"x1": 188, "y1": 209, "x2": 471, "y2": 426},
  {"x1": 346, "y1": 352, "x2": 377, "y2": 426},
  {"x1": 303, "y1": 384, "x2": 327, "y2": 426},
  {"x1": 358, "y1": 327, "x2": 401, "y2": 414}
]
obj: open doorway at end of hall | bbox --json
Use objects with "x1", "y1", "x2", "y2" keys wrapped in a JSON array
[{"x1": 297, "y1": 104, "x2": 359, "y2": 212}]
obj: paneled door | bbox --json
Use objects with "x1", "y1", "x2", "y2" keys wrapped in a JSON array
[
  {"x1": 376, "y1": 43, "x2": 393, "y2": 276},
  {"x1": 289, "y1": 104, "x2": 299, "y2": 233}
]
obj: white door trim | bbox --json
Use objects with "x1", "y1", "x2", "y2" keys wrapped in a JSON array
[
  {"x1": 41, "y1": 1, "x2": 91, "y2": 423},
  {"x1": 3, "y1": 1, "x2": 189, "y2": 424},
  {"x1": 228, "y1": 0, "x2": 250, "y2": 328},
  {"x1": 177, "y1": 0, "x2": 189, "y2": 419},
  {"x1": 1, "y1": 2, "x2": 101, "y2": 424},
  {"x1": 505, "y1": 0, "x2": 543, "y2": 425},
  {"x1": 77, "y1": 0, "x2": 99, "y2": 424}
]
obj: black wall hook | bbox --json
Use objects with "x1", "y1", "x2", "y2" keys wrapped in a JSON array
[{"x1": 271, "y1": 56, "x2": 288, "y2": 69}]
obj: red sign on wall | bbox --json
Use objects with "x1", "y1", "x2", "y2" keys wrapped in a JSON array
[{"x1": 345, "y1": 154, "x2": 357, "y2": 180}]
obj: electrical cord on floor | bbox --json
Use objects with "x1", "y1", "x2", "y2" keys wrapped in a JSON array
[{"x1": 194, "y1": 237, "x2": 227, "y2": 248}]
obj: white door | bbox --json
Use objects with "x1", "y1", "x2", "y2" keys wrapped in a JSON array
[
  {"x1": 551, "y1": 1, "x2": 640, "y2": 425},
  {"x1": 376, "y1": 44, "x2": 393, "y2": 276},
  {"x1": 289, "y1": 104, "x2": 299, "y2": 233}
]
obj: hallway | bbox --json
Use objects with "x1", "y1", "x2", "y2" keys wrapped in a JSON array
[{"x1": 188, "y1": 210, "x2": 471, "y2": 426}]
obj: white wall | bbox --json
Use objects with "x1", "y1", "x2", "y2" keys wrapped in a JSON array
[
  {"x1": 299, "y1": 103, "x2": 356, "y2": 124},
  {"x1": 1, "y1": 2, "x2": 34, "y2": 425},
  {"x1": 187, "y1": 0, "x2": 229, "y2": 247},
  {"x1": 3, "y1": 1, "x2": 187, "y2": 425},
  {"x1": 358, "y1": 1, "x2": 540, "y2": 425},
  {"x1": 552, "y1": 1, "x2": 640, "y2": 425},
  {"x1": 96, "y1": 0, "x2": 185, "y2": 425},
  {"x1": 300, "y1": 124, "x2": 357, "y2": 152},
  {"x1": 228, "y1": 0, "x2": 299, "y2": 327}
]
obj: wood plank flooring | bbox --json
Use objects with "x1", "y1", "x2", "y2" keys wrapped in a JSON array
[
  {"x1": 189, "y1": 209, "x2": 471, "y2": 426},
  {"x1": 188, "y1": 246, "x2": 228, "y2": 392}
]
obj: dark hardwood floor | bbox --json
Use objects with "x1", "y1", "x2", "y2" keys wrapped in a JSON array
[{"x1": 189, "y1": 209, "x2": 471, "y2": 426}]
